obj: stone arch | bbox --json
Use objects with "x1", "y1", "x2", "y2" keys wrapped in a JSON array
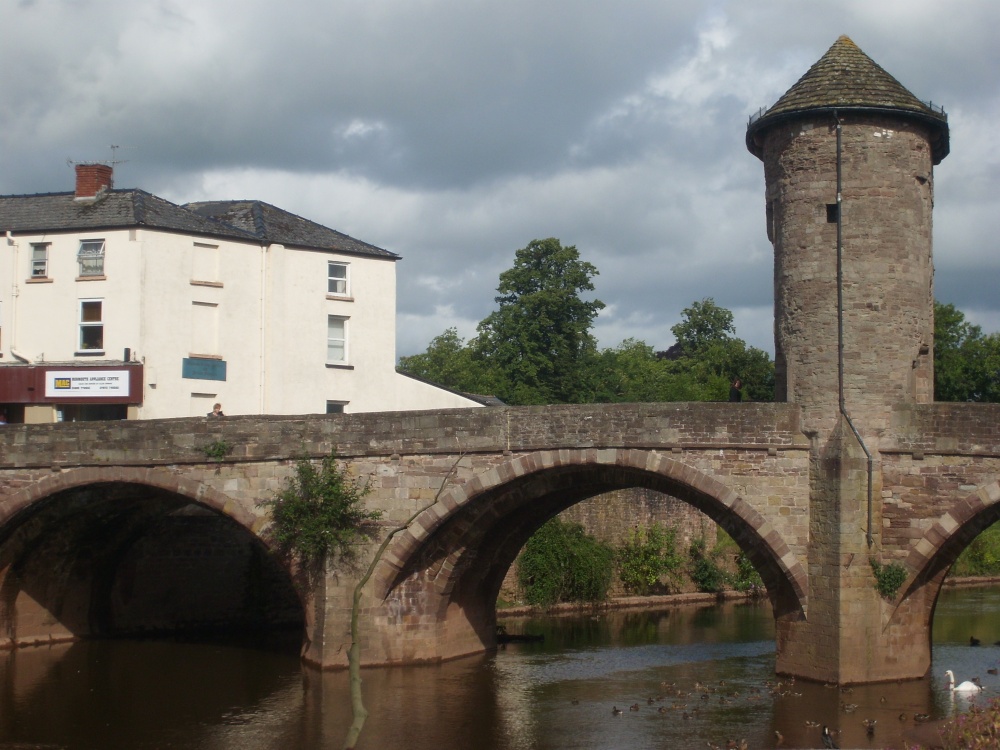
[
  {"x1": 0, "y1": 465, "x2": 300, "y2": 648},
  {"x1": 0, "y1": 466, "x2": 258, "y2": 533},
  {"x1": 370, "y1": 449, "x2": 806, "y2": 663},
  {"x1": 898, "y1": 479, "x2": 1000, "y2": 603},
  {"x1": 874, "y1": 478, "x2": 1000, "y2": 666}
]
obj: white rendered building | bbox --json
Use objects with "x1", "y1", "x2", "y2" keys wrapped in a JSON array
[{"x1": 0, "y1": 164, "x2": 486, "y2": 422}]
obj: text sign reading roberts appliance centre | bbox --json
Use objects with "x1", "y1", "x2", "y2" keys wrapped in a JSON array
[{"x1": 45, "y1": 370, "x2": 130, "y2": 398}]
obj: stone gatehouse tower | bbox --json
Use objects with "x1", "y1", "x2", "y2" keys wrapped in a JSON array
[
  {"x1": 747, "y1": 36, "x2": 950, "y2": 681},
  {"x1": 747, "y1": 35, "x2": 948, "y2": 432}
]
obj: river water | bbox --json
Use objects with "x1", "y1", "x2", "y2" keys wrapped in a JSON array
[{"x1": 0, "y1": 587, "x2": 997, "y2": 749}]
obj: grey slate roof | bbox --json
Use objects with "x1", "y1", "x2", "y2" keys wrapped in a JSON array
[
  {"x1": 0, "y1": 190, "x2": 398, "y2": 260},
  {"x1": 747, "y1": 35, "x2": 949, "y2": 164},
  {"x1": 184, "y1": 200, "x2": 398, "y2": 259}
]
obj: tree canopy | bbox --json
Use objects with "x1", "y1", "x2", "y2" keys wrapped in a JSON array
[
  {"x1": 934, "y1": 301, "x2": 1000, "y2": 402},
  {"x1": 472, "y1": 238, "x2": 605, "y2": 404},
  {"x1": 398, "y1": 241, "x2": 776, "y2": 406}
]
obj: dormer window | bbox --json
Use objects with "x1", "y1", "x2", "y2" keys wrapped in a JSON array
[{"x1": 78, "y1": 239, "x2": 106, "y2": 277}]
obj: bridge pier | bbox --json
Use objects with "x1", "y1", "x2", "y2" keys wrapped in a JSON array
[{"x1": 775, "y1": 423, "x2": 922, "y2": 683}]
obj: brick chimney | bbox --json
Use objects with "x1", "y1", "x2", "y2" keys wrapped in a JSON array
[{"x1": 74, "y1": 163, "x2": 113, "y2": 201}]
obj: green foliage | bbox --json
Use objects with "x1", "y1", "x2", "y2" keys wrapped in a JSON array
[
  {"x1": 399, "y1": 246, "x2": 775, "y2": 406},
  {"x1": 517, "y1": 518, "x2": 613, "y2": 606},
  {"x1": 397, "y1": 328, "x2": 497, "y2": 396},
  {"x1": 259, "y1": 452, "x2": 381, "y2": 567},
  {"x1": 668, "y1": 298, "x2": 775, "y2": 402},
  {"x1": 616, "y1": 524, "x2": 683, "y2": 595},
  {"x1": 688, "y1": 537, "x2": 727, "y2": 593},
  {"x1": 870, "y1": 558, "x2": 907, "y2": 599},
  {"x1": 473, "y1": 238, "x2": 605, "y2": 405},
  {"x1": 950, "y1": 523, "x2": 1000, "y2": 577},
  {"x1": 671, "y1": 298, "x2": 736, "y2": 355},
  {"x1": 935, "y1": 697, "x2": 1000, "y2": 749},
  {"x1": 935, "y1": 301, "x2": 1000, "y2": 403},
  {"x1": 731, "y1": 551, "x2": 765, "y2": 594},
  {"x1": 201, "y1": 439, "x2": 233, "y2": 462}
]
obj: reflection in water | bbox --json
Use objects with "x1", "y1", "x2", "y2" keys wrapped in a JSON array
[{"x1": 0, "y1": 589, "x2": 996, "y2": 748}]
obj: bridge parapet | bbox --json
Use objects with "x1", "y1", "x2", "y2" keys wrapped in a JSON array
[
  {"x1": 885, "y1": 403, "x2": 1000, "y2": 456},
  {"x1": 0, "y1": 402, "x2": 808, "y2": 469}
]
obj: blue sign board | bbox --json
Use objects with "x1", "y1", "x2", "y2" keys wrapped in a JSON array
[{"x1": 182, "y1": 358, "x2": 227, "y2": 381}]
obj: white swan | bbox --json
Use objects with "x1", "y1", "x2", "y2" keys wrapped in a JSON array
[{"x1": 945, "y1": 670, "x2": 983, "y2": 693}]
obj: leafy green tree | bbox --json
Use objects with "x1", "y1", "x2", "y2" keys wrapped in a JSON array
[
  {"x1": 397, "y1": 328, "x2": 496, "y2": 395},
  {"x1": 473, "y1": 238, "x2": 605, "y2": 404},
  {"x1": 934, "y1": 301, "x2": 1000, "y2": 402},
  {"x1": 671, "y1": 298, "x2": 736, "y2": 355},
  {"x1": 591, "y1": 339, "x2": 696, "y2": 402},
  {"x1": 668, "y1": 298, "x2": 775, "y2": 401}
]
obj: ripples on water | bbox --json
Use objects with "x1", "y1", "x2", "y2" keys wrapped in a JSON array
[{"x1": 0, "y1": 589, "x2": 998, "y2": 749}]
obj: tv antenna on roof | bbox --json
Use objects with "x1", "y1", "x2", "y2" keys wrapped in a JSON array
[
  {"x1": 109, "y1": 144, "x2": 137, "y2": 167},
  {"x1": 65, "y1": 145, "x2": 137, "y2": 170}
]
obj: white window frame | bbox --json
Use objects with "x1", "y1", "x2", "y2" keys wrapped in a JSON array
[
  {"x1": 78, "y1": 239, "x2": 106, "y2": 277},
  {"x1": 328, "y1": 261, "x2": 349, "y2": 296},
  {"x1": 78, "y1": 299, "x2": 104, "y2": 352},
  {"x1": 327, "y1": 315, "x2": 348, "y2": 364},
  {"x1": 326, "y1": 400, "x2": 348, "y2": 414},
  {"x1": 30, "y1": 243, "x2": 49, "y2": 278}
]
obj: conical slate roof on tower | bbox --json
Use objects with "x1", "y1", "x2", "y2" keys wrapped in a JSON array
[{"x1": 746, "y1": 35, "x2": 949, "y2": 163}]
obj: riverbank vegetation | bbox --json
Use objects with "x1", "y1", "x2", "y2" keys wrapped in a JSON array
[
  {"x1": 921, "y1": 697, "x2": 1000, "y2": 749},
  {"x1": 510, "y1": 515, "x2": 1000, "y2": 610},
  {"x1": 513, "y1": 519, "x2": 763, "y2": 607},
  {"x1": 951, "y1": 523, "x2": 1000, "y2": 577},
  {"x1": 517, "y1": 519, "x2": 614, "y2": 606}
]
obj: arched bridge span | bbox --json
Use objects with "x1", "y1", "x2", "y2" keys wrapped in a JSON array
[
  {"x1": 0, "y1": 401, "x2": 998, "y2": 682},
  {"x1": 372, "y1": 448, "x2": 808, "y2": 665}
]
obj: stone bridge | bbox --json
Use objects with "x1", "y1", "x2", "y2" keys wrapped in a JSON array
[{"x1": 1, "y1": 401, "x2": 998, "y2": 684}]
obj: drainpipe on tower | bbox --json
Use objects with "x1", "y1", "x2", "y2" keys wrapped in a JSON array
[{"x1": 833, "y1": 111, "x2": 875, "y2": 549}]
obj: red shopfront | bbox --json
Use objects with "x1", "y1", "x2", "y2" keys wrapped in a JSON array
[{"x1": 0, "y1": 363, "x2": 144, "y2": 423}]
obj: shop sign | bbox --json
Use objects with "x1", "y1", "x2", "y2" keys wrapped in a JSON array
[
  {"x1": 182, "y1": 358, "x2": 227, "y2": 381},
  {"x1": 45, "y1": 370, "x2": 131, "y2": 397}
]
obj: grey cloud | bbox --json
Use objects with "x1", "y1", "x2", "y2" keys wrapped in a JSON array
[{"x1": 2, "y1": 0, "x2": 998, "y2": 363}]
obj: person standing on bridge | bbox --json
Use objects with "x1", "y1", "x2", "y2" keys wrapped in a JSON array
[
  {"x1": 207, "y1": 403, "x2": 225, "y2": 417},
  {"x1": 729, "y1": 378, "x2": 743, "y2": 403}
]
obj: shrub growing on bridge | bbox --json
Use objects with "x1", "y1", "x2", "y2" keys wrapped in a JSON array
[
  {"x1": 870, "y1": 558, "x2": 907, "y2": 599},
  {"x1": 260, "y1": 452, "x2": 381, "y2": 568},
  {"x1": 517, "y1": 518, "x2": 613, "y2": 606}
]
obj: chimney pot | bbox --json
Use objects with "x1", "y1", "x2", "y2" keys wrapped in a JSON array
[{"x1": 74, "y1": 164, "x2": 113, "y2": 200}]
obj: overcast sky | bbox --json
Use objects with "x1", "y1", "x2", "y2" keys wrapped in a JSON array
[{"x1": 3, "y1": 0, "x2": 998, "y2": 359}]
